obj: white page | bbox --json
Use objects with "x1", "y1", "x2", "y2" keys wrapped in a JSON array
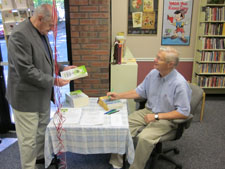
[
  {"x1": 111, "y1": 114, "x2": 123, "y2": 126},
  {"x1": 80, "y1": 112, "x2": 104, "y2": 125},
  {"x1": 61, "y1": 108, "x2": 82, "y2": 124}
]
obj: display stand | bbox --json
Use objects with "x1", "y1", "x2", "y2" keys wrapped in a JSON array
[
  {"x1": 0, "y1": 0, "x2": 34, "y2": 44},
  {"x1": 111, "y1": 47, "x2": 138, "y2": 114}
]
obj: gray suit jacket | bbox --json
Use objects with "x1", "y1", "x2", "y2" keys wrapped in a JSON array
[{"x1": 6, "y1": 19, "x2": 63, "y2": 112}]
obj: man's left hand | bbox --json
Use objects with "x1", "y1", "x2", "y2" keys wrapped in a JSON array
[{"x1": 144, "y1": 114, "x2": 156, "y2": 124}]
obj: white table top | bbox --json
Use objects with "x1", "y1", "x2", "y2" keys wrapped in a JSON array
[{"x1": 44, "y1": 98, "x2": 134, "y2": 168}]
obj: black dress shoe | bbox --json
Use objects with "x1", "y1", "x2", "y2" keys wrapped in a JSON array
[
  {"x1": 36, "y1": 158, "x2": 45, "y2": 164},
  {"x1": 36, "y1": 157, "x2": 60, "y2": 165}
]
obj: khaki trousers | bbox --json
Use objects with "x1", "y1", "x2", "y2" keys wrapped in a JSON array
[
  {"x1": 110, "y1": 108, "x2": 177, "y2": 169},
  {"x1": 13, "y1": 108, "x2": 50, "y2": 169}
]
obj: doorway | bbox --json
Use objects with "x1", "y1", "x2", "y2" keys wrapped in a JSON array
[{"x1": 0, "y1": 0, "x2": 71, "y2": 125}]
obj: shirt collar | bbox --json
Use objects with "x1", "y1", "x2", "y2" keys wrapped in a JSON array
[{"x1": 157, "y1": 69, "x2": 176, "y2": 82}]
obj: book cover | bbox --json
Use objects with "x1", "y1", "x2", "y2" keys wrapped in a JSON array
[
  {"x1": 18, "y1": 9, "x2": 28, "y2": 22},
  {"x1": 117, "y1": 44, "x2": 122, "y2": 64},
  {"x1": 15, "y1": 0, "x2": 28, "y2": 9},
  {"x1": 1, "y1": 0, "x2": 14, "y2": 9},
  {"x1": 13, "y1": 11, "x2": 20, "y2": 22},
  {"x1": 3, "y1": 22, "x2": 17, "y2": 35},
  {"x1": 130, "y1": 0, "x2": 143, "y2": 12},
  {"x1": 66, "y1": 90, "x2": 89, "y2": 108},
  {"x1": 113, "y1": 42, "x2": 119, "y2": 64},
  {"x1": 143, "y1": 0, "x2": 154, "y2": 12},
  {"x1": 222, "y1": 23, "x2": 225, "y2": 35},
  {"x1": 98, "y1": 96, "x2": 123, "y2": 111},
  {"x1": 132, "y1": 12, "x2": 142, "y2": 28},
  {"x1": 60, "y1": 65, "x2": 88, "y2": 80},
  {"x1": 142, "y1": 12, "x2": 155, "y2": 29},
  {"x1": 2, "y1": 10, "x2": 15, "y2": 22}
]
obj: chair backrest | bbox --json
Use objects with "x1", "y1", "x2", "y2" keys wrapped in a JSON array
[{"x1": 189, "y1": 83, "x2": 204, "y2": 115}]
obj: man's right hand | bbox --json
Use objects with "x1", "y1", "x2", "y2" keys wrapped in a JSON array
[
  {"x1": 54, "y1": 78, "x2": 70, "y2": 87},
  {"x1": 107, "y1": 92, "x2": 120, "y2": 100}
]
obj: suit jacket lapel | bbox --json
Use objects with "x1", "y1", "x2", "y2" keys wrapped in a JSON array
[{"x1": 27, "y1": 20, "x2": 53, "y2": 66}]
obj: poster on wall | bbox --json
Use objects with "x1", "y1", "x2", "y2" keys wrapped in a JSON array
[
  {"x1": 161, "y1": 0, "x2": 193, "y2": 46},
  {"x1": 128, "y1": 0, "x2": 158, "y2": 35}
]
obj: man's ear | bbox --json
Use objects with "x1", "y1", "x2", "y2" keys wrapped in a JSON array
[
  {"x1": 168, "y1": 61, "x2": 175, "y2": 68},
  {"x1": 38, "y1": 15, "x2": 43, "y2": 22}
]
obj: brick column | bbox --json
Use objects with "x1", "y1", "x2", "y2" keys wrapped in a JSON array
[{"x1": 69, "y1": 0, "x2": 110, "y2": 96}]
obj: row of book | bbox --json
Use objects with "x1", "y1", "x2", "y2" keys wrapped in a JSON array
[
  {"x1": 200, "y1": 51, "x2": 225, "y2": 61},
  {"x1": 113, "y1": 34, "x2": 126, "y2": 64},
  {"x1": 201, "y1": 37, "x2": 225, "y2": 49},
  {"x1": 204, "y1": 7, "x2": 225, "y2": 21},
  {"x1": 197, "y1": 75, "x2": 225, "y2": 87},
  {"x1": 1, "y1": 0, "x2": 34, "y2": 10},
  {"x1": 203, "y1": 23, "x2": 225, "y2": 35},
  {"x1": 198, "y1": 63, "x2": 225, "y2": 73}
]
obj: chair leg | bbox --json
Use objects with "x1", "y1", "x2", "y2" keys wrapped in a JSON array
[
  {"x1": 149, "y1": 154, "x2": 160, "y2": 169},
  {"x1": 163, "y1": 147, "x2": 179, "y2": 154},
  {"x1": 200, "y1": 92, "x2": 206, "y2": 122}
]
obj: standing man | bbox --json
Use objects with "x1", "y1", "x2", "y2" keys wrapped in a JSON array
[
  {"x1": 107, "y1": 47, "x2": 192, "y2": 169},
  {"x1": 6, "y1": 4, "x2": 75, "y2": 169}
]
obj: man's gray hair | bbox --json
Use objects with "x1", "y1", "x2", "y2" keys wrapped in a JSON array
[
  {"x1": 159, "y1": 46, "x2": 180, "y2": 66},
  {"x1": 33, "y1": 4, "x2": 52, "y2": 22}
]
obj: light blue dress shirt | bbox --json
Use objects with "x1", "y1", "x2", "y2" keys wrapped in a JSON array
[{"x1": 136, "y1": 69, "x2": 192, "y2": 116}]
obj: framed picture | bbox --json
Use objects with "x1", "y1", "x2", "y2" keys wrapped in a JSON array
[
  {"x1": 128, "y1": 0, "x2": 158, "y2": 35},
  {"x1": 161, "y1": 0, "x2": 193, "y2": 46}
]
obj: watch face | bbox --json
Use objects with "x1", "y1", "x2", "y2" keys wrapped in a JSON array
[{"x1": 155, "y1": 114, "x2": 159, "y2": 120}]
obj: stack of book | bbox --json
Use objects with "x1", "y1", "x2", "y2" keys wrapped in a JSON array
[{"x1": 66, "y1": 90, "x2": 89, "y2": 108}]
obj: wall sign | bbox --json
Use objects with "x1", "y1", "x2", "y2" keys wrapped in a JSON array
[{"x1": 161, "y1": 0, "x2": 193, "y2": 46}]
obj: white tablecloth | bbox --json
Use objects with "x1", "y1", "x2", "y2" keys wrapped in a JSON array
[{"x1": 44, "y1": 98, "x2": 134, "y2": 168}]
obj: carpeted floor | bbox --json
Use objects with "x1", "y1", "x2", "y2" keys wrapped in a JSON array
[{"x1": 0, "y1": 95, "x2": 225, "y2": 169}]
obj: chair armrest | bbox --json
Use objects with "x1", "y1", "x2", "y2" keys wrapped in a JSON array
[
  {"x1": 134, "y1": 97, "x2": 147, "y2": 103},
  {"x1": 172, "y1": 114, "x2": 193, "y2": 129},
  {"x1": 134, "y1": 98, "x2": 147, "y2": 110},
  {"x1": 172, "y1": 114, "x2": 193, "y2": 124}
]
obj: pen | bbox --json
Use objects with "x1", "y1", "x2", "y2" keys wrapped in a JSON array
[
  {"x1": 104, "y1": 109, "x2": 117, "y2": 114},
  {"x1": 107, "y1": 110, "x2": 120, "y2": 115}
]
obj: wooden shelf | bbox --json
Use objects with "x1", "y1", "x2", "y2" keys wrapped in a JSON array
[
  {"x1": 196, "y1": 61, "x2": 225, "y2": 63},
  {"x1": 205, "y1": 4, "x2": 225, "y2": 7},
  {"x1": 200, "y1": 21, "x2": 225, "y2": 23},
  {"x1": 196, "y1": 73, "x2": 225, "y2": 75},
  {"x1": 197, "y1": 49, "x2": 225, "y2": 51},
  {"x1": 199, "y1": 35, "x2": 225, "y2": 37}
]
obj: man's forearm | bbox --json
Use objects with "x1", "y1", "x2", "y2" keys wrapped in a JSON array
[
  {"x1": 158, "y1": 110, "x2": 188, "y2": 120},
  {"x1": 118, "y1": 89, "x2": 140, "y2": 99}
]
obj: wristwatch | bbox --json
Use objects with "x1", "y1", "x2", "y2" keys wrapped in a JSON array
[{"x1": 154, "y1": 113, "x2": 159, "y2": 120}]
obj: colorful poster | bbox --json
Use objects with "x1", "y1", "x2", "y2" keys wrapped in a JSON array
[
  {"x1": 143, "y1": 0, "x2": 154, "y2": 12},
  {"x1": 161, "y1": 0, "x2": 193, "y2": 46},
  {"x1": 142, "y1": 12, "x2": 155, "y2": 29},
  {"x1": 128, "y1": 0, "x2": 158, "y2": 35},
  {"x1": 130, "y1": 0, "x2": 143, "y2": 12},
  {"x1": 132, "y1": 12, "x2": 143, "y2": 28}
]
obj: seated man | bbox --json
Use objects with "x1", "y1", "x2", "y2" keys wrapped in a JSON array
[{"x1": 107, "y1": 47, "x2": 192, "y2": 169}]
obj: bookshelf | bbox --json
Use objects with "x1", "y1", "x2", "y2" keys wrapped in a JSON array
[
  {"x1": 192, "y1": 0, "x2": 225, "y2": 94},
  {"x1": 0, "y1": 0, "x2": 34, "y2": 43}
]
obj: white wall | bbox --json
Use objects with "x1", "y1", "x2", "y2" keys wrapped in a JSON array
[{"x1": 112, "y1": 0, "x2": 200, "y2": 60}]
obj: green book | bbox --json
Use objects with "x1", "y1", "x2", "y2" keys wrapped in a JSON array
[{"x1": 61, "y1": 65, "x2": 88, "y2": 80}]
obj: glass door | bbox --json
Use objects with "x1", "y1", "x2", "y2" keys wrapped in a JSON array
[{"x1": 0, "y1": 0, "x2": 71, "y2": 120}]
